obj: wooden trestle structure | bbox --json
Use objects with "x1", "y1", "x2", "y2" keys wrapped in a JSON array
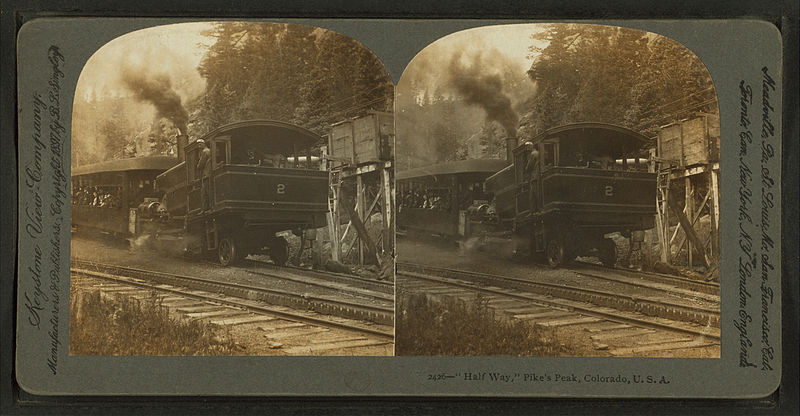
[
  {"x1": 326, "y1": 112, "x2": 394, "y2": 266},
  {"x1": 328, "y1": 162, "x2": 393, "y2": 265},
  {"x1": 654, "y1": 161, "x2": 720, "y2": 268},
  {"x1": 653, "y1": 115, "x2": 720, "y2": 270}
]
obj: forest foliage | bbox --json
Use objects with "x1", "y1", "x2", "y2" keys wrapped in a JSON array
[
  {"x1": 192, "y1": 22, "x2": 393, "y2": 136},
  {"x1": 397, "y1": 24, "x2": 718, "y2": 169},
  {"x1": 72, "y1": 22, "x2": 393, "y2": 167}
]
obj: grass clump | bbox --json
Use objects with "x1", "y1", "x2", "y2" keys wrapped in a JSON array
[
  {"x1": 70, "y1": 290, "x2": 237, "y2": 356},
  {"x1": 396, "y1": 291, "x2": 571, "y2": 356}
]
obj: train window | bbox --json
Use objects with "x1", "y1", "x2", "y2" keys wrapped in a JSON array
[
  {"x1": 585, "y1": 149, "x2": 615, "y2": 169},
  {"x1": 424, "y1": 188, "x2": 451, "y2": 211},
  {"x1": 214, "y1": 140, "x2": 228, "y2": 168},
  {"x1": 542, "y1": 143, "x2": 555, "y2": 168},
  {"x1": 71, "y1": 183, "x2": 122, "y2": 208}
]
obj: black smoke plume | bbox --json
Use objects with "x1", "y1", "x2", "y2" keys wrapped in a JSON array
[
  {"x1": 120, "y1": 68, "x2": 189, "y2": 135},
  {"x1": 448, "y1": 52, "x2": 518, "y2": 137}
]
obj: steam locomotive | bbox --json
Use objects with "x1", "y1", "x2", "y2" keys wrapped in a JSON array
[
  {"x1": 71, "y1": 120, "x2": 329, "y2": 266},
  {"x1": 397, "y1": 122, "x2": 657, "y2": 267}
]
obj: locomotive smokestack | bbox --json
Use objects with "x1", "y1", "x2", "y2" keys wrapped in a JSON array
[
  {"x1": 176, "y1": 132, "x2": 188, "y2": 163},
  {"x1": 446, "y1": 52, "x2": 519, "y2": 163},
  {"x1": 120, "y1": 66, "x2": 190, "y2": 158},
  {"x1": 505, "y1": 135, "x2": 517, "y2": 162}
]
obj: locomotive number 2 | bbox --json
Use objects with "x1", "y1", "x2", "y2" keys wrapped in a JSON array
[
  {"x1": 605, "y1": 185, "x2": 614, "y2": 197},
  {"x1": 276, "y1": 183, "x2": 286, "y2": 194}
]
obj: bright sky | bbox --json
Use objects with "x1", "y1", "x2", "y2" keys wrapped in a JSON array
[
  {"x1": 76, "y1": 21, "x2": 553, "y2": 110},
  {"x1": 398, "y1": 23, "x2": 549, "y2": 97},
  {"x1": 441, "y1": 23, "x2": 548, "y2": 69},
  {"x1": 76, "y1": 21, "x2": 215, "y2": 101}
]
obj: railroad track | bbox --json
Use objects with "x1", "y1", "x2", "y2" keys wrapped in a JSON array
[
  {"x1": 398, "y1": 262, "x2": 719, "y2": 328},
  {"x1": 397, "y1": 263, "x2": 720, "y2": 346},
  {"x1": 70, "y1": 272, "x2": 393, "y2": 355},
  {"x1": 572, "y1": 260, "x2": 720, "y2": 296},
  {"x1": 238, "y1": 257, "x2": 393, "y2": 296},
  {"x1": 71, "y1": 258, "x2": 394, "y2": 330}
]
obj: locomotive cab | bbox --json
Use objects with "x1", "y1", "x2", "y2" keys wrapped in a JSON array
[
  {"x1": 511, "y1": 123, "x2": 656, "y2": 267},
  {"x1": 161, "y1": 120, "x2": 330, "y2": 266}
]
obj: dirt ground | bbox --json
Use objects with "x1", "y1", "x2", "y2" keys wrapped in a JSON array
[
  {"x1": 397, "y1": 237, "x2": 720, "y2": 358},
  {"x1": 397, "y1": 236, "x2": 719, "y2": 310},
  {"x1": 71, "y1": 231, "x2": 388, "y2": 308}
]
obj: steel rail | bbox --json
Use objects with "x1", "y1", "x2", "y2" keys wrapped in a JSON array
[
  {"x1": 71, "y1": 258, "x2": 394, "y2": 326},
  {"x1": 399, "y1": 270, "x2": 719, "y2": 341},
  {"x1": 397, "y1": 262, "x2": 719, "y2": 327},
  {"x1": 71, "y1": 268, "x2": 394, "y2": 340},
  {"x1": 572, "y1": 260, "x2": 719, "y2": 295},
  {"x1": 397, "y1": 267, "x2": 720, "y2": 340},
  {"x1": 238, "y1": 258, "x2": 393, "y2": 295}
]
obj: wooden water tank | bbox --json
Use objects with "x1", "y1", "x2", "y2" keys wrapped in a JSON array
[
  {"x1": 329, "y1": 111, "x2": 393, "y2": 167},
  {"x1": 657, "y1": 114, "x2": 720, "y2": 167}
]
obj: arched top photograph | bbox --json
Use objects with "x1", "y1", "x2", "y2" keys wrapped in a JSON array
[
  {"x1": 69, "y1": 21, "x2": 396, "y2": 358},
  {"x1": 394, "y1": 23, "x2": 722, "y2": 360}
]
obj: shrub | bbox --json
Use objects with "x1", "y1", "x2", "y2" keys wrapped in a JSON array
[
  {"x1": 395, "y1": 291, "x2": 571, "y2": 356},
  {"x1": 70, "y1": 289, "x2": 237, "y2": 356}
]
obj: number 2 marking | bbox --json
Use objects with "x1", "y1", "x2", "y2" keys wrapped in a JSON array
[
  {"x1": 605, "y1": 185, "x2": 614, "y2": 197},
  {"x1": 277, "y1": 184, "x2": 286, "y2": 194}
]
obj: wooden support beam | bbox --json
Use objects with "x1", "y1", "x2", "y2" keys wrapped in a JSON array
[
  {"x1": 668, "y1": 194, "x2": 711, "y2": 267},
  {"x1": 356, "y1": 175, "x2": 365, "y2": 265},
  {"x1": 685, "y1": 177, "x2": 693, "y2": 267},
  {"x1": 674, "y1": 188, "x2": 712, "y2": 254},
  {"x1": 654, "y1": 209, "x2": 666, "y2": 262},
  {"x1": 340, "y1": 219, "x2": 353, "y2": 244},
  {"x1": 326, "y1": 211, "x2": 339, "y2": 262},
  {"x1": 327, "y1": 176, "x2": 342, "y2": 263},
  {"x1": 340, "y1": 185, "x2": 378, "y2": 265},
  {"x1": 669, "y1": 205, "x2": 688, "y2": 244},
  {"x1": 381, "y1": 166, "x2": 393, "y2": 254},
  {"x1": 710, "y1": 167, "x2": 720, "y2": 259},
  {"x1": 657, "y1": 168, "x2": 672, "y2": 264},
  {"x1": 669, "y1": 162, "x2": 720, "y2": 179},
  {"x1": 366, "y1": 187, "x2": 382, "y2": 221}
]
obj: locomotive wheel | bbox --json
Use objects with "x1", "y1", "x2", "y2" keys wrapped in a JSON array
[
  {"x1": 268, "y1": 237, "x2": 289, "y2": 266},
  {"x1": 599, "y1": 238, "x2": 617, "y2": 268},
  {"x1": 218, "y1": 237, "x2": 239, "y2": 266},
  {"x1": 546, "y1": 237, "x2": 566, "y2": 268}
]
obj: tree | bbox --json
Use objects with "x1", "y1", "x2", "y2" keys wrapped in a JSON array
[
  {"x1": 194, "y1": 22, "x2": 393, "y2": 140},
  {"x1": 521, "y1": 24, "x2": 717, "y2": 147}
]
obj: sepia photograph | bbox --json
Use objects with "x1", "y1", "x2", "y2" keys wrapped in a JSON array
[
  {"x1": 11, "y1": 13, "x2": 787, "y2": 400},
  {"x1": 68, "y1": 21, "x2": 395, "y2": 356},
  {"x1": 394, "y1": 23, "x2": 721, "y2": 358}
]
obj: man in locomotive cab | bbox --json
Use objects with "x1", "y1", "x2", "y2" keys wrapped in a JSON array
[
  {"x1": 523, "y1": 141, "x2": 539, "y2": 177},
  {"x1": 523, "y1": 141, "x2": 543, "y2": 212},
  {"x1": 196, "y1": 139, "x2": 212, "y2": 211}
]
